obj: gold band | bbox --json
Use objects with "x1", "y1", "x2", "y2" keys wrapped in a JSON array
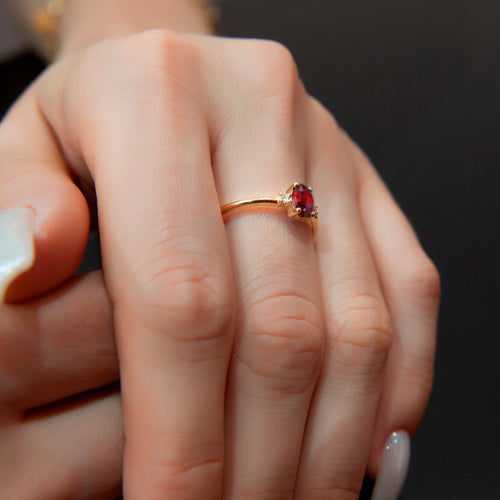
[
  {"x1": 221, "y1": 197, "x2": 280, "y2": 215},
  {"x1": 221, "y1": 183, "x2": 318, "y2": 229}
]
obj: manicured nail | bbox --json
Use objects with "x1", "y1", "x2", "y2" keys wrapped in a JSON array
[
  {"x1": 0, "y1": 207, "x2": 35, "y2": 302},
  {"x1": 371, "y1": 430, "x2": 410, "y2": 500}
]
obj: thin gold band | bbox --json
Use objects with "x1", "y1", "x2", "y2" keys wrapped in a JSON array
[{"x1": 221, "y1": 197, "x2": 279, "y2": 215}]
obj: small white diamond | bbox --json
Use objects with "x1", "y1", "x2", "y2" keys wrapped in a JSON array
[{"x1": 278, "y1": 193, "x2": 291, "y2": 203}]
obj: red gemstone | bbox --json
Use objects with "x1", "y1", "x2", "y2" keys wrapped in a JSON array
[{"x1": 291, "y1": 184, "x2": 314, "y2": 218}]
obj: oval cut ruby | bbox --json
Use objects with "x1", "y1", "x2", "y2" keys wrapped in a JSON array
[{"x1": 291, "y1": 184, "x2": 314, "y2": 218}]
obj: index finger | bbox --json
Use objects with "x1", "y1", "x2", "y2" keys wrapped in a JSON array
[
  {"x1": 37, "y1": 32, "x2": 235, "y2": 499},
  {"x1": 0, "y1": 86, "x2": 90, "y2": 302}
]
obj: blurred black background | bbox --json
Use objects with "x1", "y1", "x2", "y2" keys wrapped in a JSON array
[{"x1": 1, "y1": 1, "x2": 499, "y2": 498}]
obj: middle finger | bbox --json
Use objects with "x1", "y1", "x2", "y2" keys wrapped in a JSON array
[{"x1": 37, "y1": 33, "x2": 236, "y2": 499}]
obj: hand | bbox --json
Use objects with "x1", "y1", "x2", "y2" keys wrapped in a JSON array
[
  {"x1": 0, "y1": 269, "x2": 123, "y2": 498},
  {"x1": 0, "y1": 30, "x2": 440, "y2": 498}
]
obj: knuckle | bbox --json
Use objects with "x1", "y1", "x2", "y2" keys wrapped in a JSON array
[
  {"x1": 305, "y1": 468, "x2": 362, "y2": 500},
  {"x1": 325, "y1": 470, "x2": 362, "y2": 498},
  {"x1": 239, "y1": 39, "x2": 302, "y2": 106},
  {"x1": 253, "y1": 39, "x2": 298, "y2": 76},
  {"x1": 133, "y1": 258, "x2": 234, "y2": 343},
  {"x1": 129, "y1": 29, "x2": 196, "y2": 71},
  {"x1": 122, "y1": 30, "x2": 199, "y2": 96},
  {"x1": 237, "y1": 289, "x2": 324, "y2": 394},
  {"x1": 73, "y1": 30, "x2": 199, "y2": 110},
  {"x1": 149, "y1": 457, "x2": 223, "y2": 496},
  {"x1": 331, "y1": 287, "x2": 393, "y2": 362},
  {"x1": 397, "y1": 247, "x2": 441, "y2": 303}
]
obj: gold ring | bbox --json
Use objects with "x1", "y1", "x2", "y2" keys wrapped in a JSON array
[{"x1": 221, "y1": 182, "x2": 318, "y2": 226}]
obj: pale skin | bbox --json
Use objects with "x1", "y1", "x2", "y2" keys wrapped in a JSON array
[{"x1": 0, "y1": 1, "x2": 440, "y2": 498}]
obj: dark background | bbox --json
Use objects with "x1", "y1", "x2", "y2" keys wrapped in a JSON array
[{"x1": 1, "y1": 1, "x2": 499, "y2": 498}]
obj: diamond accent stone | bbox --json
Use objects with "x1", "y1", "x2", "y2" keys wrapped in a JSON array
[{"x1": 278, "y1": 193, "x2": 291, "y2": 203}]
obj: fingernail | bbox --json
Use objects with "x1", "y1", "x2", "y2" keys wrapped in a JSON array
[
  {"x1": 371, "y1": 430, "x2": 410, "y2": 500},
  {"x1": 0, "y1": 207, "x2": 35, "y2": 302}
]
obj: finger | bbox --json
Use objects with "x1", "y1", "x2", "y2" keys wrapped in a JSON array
[
  {"x1": 205, "y1": 39, "x2": 324, "y2": 498},
  {"x1": 36, "y1": 32, "x2": 235, "y2": 499},
  {"x1": 0, "y1": 86, "x2": 90, "y2": 303},
  {"x1": 352, "y1": 143, "x2": 440, "y2": 475},
  {"x1": 1, "y1": 387, "x2": 123, "y2": 499},
  {"x1": 0, "y1": 270, "x2": 118, "y2": 411},
  {"x1": 295, "y1": 100, "x2": 393, "y2": 498}
]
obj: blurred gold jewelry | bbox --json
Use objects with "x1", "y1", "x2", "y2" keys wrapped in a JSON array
[
  {"x1": 31, "y1": 0, "x2": 220, "y2": 61},
  {"x1": 31, "y1": 0, "x2": 67, "y2": 60},
  {"x1": 191, "y1": 0, "x2": 221, "y2": 26}
]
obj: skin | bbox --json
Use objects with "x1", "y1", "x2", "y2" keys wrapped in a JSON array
[
  {"x1": 0, "y1": 9, "x2": 440, "y2": 499},
  {"x1": 0, "y1": 272, "x2": 122, "y2": 498}
]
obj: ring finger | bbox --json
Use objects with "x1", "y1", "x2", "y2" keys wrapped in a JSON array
[{"x1": 207, "y1": 39, "x2": 325, "y2": 498}]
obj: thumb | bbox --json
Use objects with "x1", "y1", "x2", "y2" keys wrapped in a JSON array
[{"x1": 0, "y1": 94, "x2": 90, "y2": 302}]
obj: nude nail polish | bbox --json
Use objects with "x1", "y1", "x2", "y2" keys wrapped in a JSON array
[
  {"x1": 371, "y1": 430, "x2": 410, "y2": 500},
  {"x1": 0, "y1": 207, "x2": 35, "y2": 301}
]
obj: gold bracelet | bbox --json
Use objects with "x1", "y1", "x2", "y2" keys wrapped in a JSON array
[
  {"x1": 31, "y1": 0, "x2": 220, "y2": 61},
  {"x1": 191, "y1": 0, "x2": 221, "y2": 27},
  {"x1": 31, "y1": 0, "x2": 67, "y2": 60}
]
